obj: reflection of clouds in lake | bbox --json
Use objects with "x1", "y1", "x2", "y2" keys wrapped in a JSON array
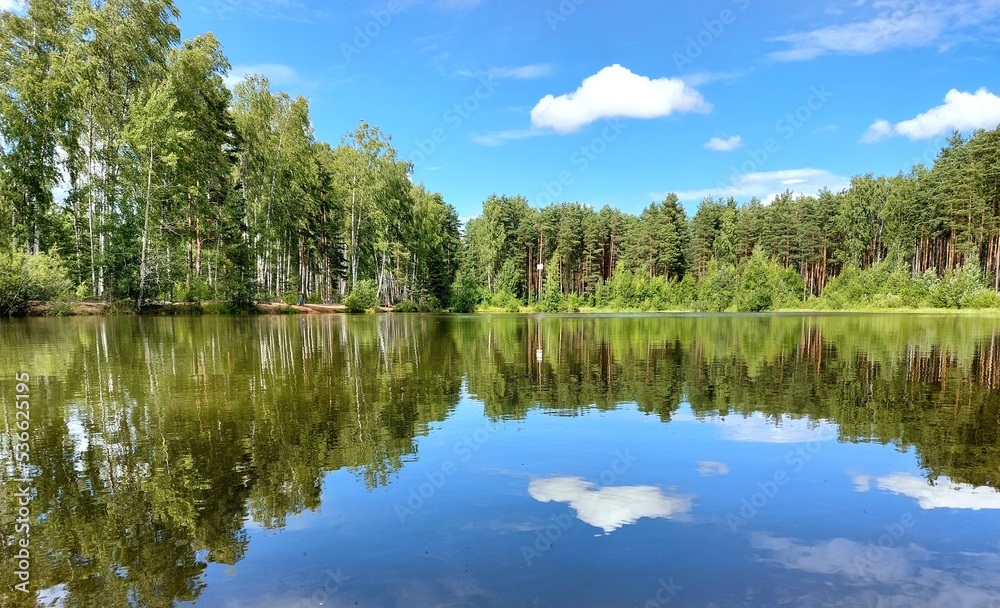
[
  {"x1": 748, "y1": 532, "x2": 1000, "y2": 607},
  {"x1": 853, "y1": 473, "x2": 1000, "y2": 510},
  {"x1": 697, "y1": 460, "x2": 730, "y2": 476},
  {"x1": 680, "y1": 411, "x2": 838, "y2": 443},
  {"x1": 528, "y1": 477, "x2": 692, "y2": 533}
]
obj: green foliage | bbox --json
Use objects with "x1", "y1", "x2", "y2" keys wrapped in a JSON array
[
  {"x1": 536, "y1": 272, "x2": 565, "y2": 313},
  {"x1": 175, "y1": 277, "x2": 213, "y2": 303},
  {"x1": 931, "y1": 263, "x2": 991, "y2": 309},
  {"x1": 696, "y1": 260, "x2": 737, "y2": 312},
  {"x1": 0, "y1": 250, "x2": 73, "y2": 316},
  {"x1": 735, "y1": 249, "x2": 779, "y2": 312},
  {"x1": 393, "y1": 299, "x2": 419, "y2": 313},
  {"x1": 419, "y1": 295, "x2": 442, "y2": 313},
  {"x1": 344, "y1": 279, "x2": 379, "y2": 313},
  {"x1": 489, "y1": 290, "x2": 522, "y2": 313},
  {"x1": 450, "y1": 272, "x2": 480, "y2": 313}
]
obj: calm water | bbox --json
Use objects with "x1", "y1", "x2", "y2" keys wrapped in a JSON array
[{"x1": 2, "y1": 314, "x2": 1000, "y2": 607}]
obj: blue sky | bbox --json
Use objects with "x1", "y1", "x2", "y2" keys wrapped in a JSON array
[{"x1": 171, "y1": 0, "x2": 1000, "y2": 219}]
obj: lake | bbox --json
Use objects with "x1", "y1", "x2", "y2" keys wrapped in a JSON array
[{"x1": 2, "y1": 314, "x2": 1000, "y2": 607}]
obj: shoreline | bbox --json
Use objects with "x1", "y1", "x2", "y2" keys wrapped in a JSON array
[{"x1": 17, "y1": 301, "x2": 1000, "y2": 318}]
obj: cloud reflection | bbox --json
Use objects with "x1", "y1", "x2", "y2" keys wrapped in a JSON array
[
  {"x1": 749, "y1": 532, "x2": 1000, "y2": 607},
  {"x1": 528, "y1": 477, "x2": 692, "y2": 533},
  {"x1": 697, "y1": 461, "x2": 731, "y2": 476},
  {"x1": 853, "y1": 473, "x2": 1000, "y2": 510}
]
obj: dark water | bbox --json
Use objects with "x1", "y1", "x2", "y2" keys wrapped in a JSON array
[{"x1": 2, "y1": 314, "x2": 1000, "y2": 608}]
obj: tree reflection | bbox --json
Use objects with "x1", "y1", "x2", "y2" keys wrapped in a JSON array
[{"x1": 1, "y1": 313, "x2": 998, "y2": 606}]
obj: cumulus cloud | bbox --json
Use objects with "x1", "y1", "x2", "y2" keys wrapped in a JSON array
[
  {"x1": 705, "y1": 135, "x2": 743, "y2": 152},
  {"x1": 769, "y1": 0, "x2": 1000, "y2": 61},
  {"x1": 863, "y1": 88, "x2": 1000, "y2": 142},
  {"x1": 224, "y1": 64, "x2": 300, "y2": 90},
  {"x1": 854, "y1": 473, "x2": 1000, "y2": 510},
  {"x1": 0, "y1": 0, "x2": 23, "y2": 12},
  {"x1": 528, "y1": 477, "x2": 693, "y2": 533},
  {"x1": 530, "y1": 64, "x2": 710, "y2": 134},
  {"x1": 670, "y1": 168, "x2": 850, "y2": 205}
]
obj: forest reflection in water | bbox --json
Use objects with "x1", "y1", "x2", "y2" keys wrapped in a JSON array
[{"x1": 1, "y1": 313, "x2": 999, "y2": 607}]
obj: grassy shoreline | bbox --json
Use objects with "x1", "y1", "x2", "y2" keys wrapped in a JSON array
[{"x1": 17, "y1": 300, "x2": 1000, "y2": 317}]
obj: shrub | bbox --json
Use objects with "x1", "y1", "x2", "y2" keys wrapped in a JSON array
[
  {"x1": 450, "y1": 272, "x2": 481, "y2": 313},
  {"x1": 0, "y1": 250, "x2": 73, "y2": 316},
  {"x1": 489, "y1": 290, "x2": 521, "y2": 313},
  {"x1": 419, "y1": 294, "x2": 442, "y2": 313},
  {"x1": 697, "y1": 260, "x2": 737, "y2": 312},
  {"x1": 393, "y1": 299, "x2": 419, "y2": 313},
  {"x1": 960, "y1": 289, "x2": 1000, "y2": 309},
  {"x1": 735, "y1": 248, "x2": 779, "y2": 312},
  {"x1": 175, "y1": 277, "x2": 213, "y2": 303},
  {"x1": 344, "y1": 279, "x2": 379, "y2": 313},
  {"x1": 537, "y1": 273, "x2": 564, "y2": 313}
]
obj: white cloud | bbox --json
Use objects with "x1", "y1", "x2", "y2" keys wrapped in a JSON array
[
  {"x1": 530, "y1": 64, "x2": 711, "y2": 134},
  {"x1": 0, "y1": 0, "x2": 24, "y2": 12},
  {"x1": 489, "y1": 64, "x2": 552, "y2": 80},
  {"x1": 456, "y1": 64, "x2": 553, "y2": 81},
  {"x1": 863, "y1": 88, "x2": 1000, "y2": 142},
  {"x1": 434, "y1": 0, "x2": 481, "y2": 9},
  {"x1": 705, "y1": 135, "x2": 743, "y2": 152},
  {"x1": 469, "y1": 129, "x2": 540, "y2": 147},
  {"x1": 697, "y1": 461, "x2": 730, "y2": 476},
  {"x1": 528, "y1": 477, "x2": 693, "y2": 533},
  {"x1": 709, "y1": 414, "x2": 839, "y2": 444},
  {"x1": 862, "y1": 118, "x2": 893, "y2": 143},
  {"x1": 855, "y1": 473, "x2": 1000, "y2": 510},
  {"x1": 769, "y1": 0, "x2": 1000, "y2": 61},
  {"x1": 770, "y1": 11, "x2": 943, "y2": 61},
  {"x1": 670, "y1": 168, "x2": 850, "y2": 204},
  {"x1": 224, "y1": 64, "x2": 300, "y2": 90},
  {"x1": 749, "y1": 533, "x2": 1000, "y2": 606}
]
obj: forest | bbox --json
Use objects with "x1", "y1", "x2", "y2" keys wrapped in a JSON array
[{"x1": 2, "y1": 0, "x2": 1000, "y2": 315}]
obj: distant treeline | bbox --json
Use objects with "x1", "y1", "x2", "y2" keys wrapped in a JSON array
[
  {"x1": 461, "y1": 127, "x2": 1000, "y2": 313},
  {"x1": 2, "y1": 0, "x2": 1000, "y2": 315}
]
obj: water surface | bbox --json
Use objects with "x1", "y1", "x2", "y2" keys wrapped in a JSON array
[{"x1": 2, "y1": 314, "x2": 1000, "y2": 607}]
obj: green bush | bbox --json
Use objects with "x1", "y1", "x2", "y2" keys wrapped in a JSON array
[
  {"x1": 697, "y1": 260, "x2": 737, "y2": 312},
  {"x1": 489, "y1": 290, "x2": 521, "y2": 312},
  {"x1": 0, "y1": 250, "x2": 73, "y2": 316},
  {"x1": 393, "y1": 299, "x2": 419, "y2": 313},
  {"x1": 344, "y1": 279, "x2": 379, "y2": 313},
  {"x1": 960, "y1": 289, "x2": 1000, "y2": 309},
  {"x1": 175, "y1": 277, "x2": 213, "y2": 303},
  {"x1": 450, "y1": 272, "x2": 481, "y2": 313},
  {"x1": 419, "y1": 294, "x2": 442, "y2": 313},
  {"x1": 735, "y1": 248, "x2": 778, "y2": 312}
]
